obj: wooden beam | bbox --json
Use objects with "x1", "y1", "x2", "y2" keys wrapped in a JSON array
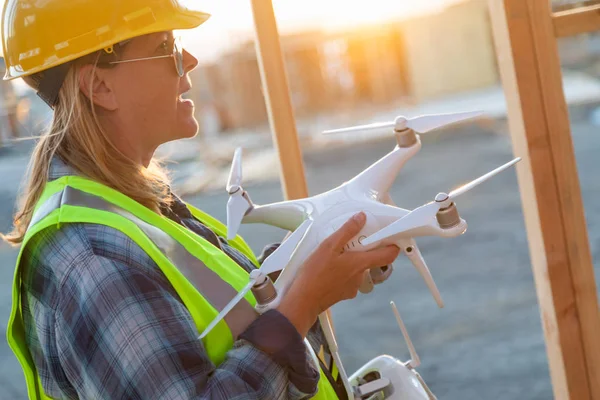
[
  {"x1": 553, "y1": 4, "x2": 600, "y2": 38},
  {"x1": 249, "y1": 0, "x2": 339, "y2": 335},
  {"x1": 488, "y1": 0, "x2": 600, "y2": 399},
  {"x1": 249, "y1": 0, "x2": 308, "y2": 200}
]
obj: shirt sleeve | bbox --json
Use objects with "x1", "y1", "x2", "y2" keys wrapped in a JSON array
[{"x1": 53, "y1": 253, "x2": 319, "y2": 400}]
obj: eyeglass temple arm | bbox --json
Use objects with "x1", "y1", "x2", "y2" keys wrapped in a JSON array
[{"x1": 108, "y1": 54, "x2": 173, "y2": 65}]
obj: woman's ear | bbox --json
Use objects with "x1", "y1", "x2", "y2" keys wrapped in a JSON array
[{"x1": 78, "y1": 64, "x2": 118, "y2": 111}]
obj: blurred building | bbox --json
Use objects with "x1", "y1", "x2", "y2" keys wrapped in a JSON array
[
  {"x1": 332, "y1": 25, "x2": 410, "y2": 105},
  {"x1": 283, "y1": 31, "x2": 333, "y2": 117},
  {"x1": 191, "y1": 32, "x2": 336, "y2": 132},
  {"x1": 190, "y1": 0, "x2": 500, "y2": 135},
  {"x1": 0, "y1": 58, "x2": 20, "y2": 146},
  {"x1": 189, "y1": 46, "x2": 267, "y2": 133},
  {"x1": 337, "y1": 0, "x2": 500, "y2": 104},
  {"x1": 399, "y1": 0, "x2": 499, "y2": 102},
  {"x1": 217, "y1": 46, "x2": 268, "y2": 130}
]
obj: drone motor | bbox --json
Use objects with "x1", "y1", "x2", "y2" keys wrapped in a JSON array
[
  {"x1": 251, "y1": 277, "x2": 278, "y2": 306},
  {"x1": 435, "y1": 203, "x2": 461, "y2": 230},
  {"x1": 395, "y1": 128, "x2": 418, "y2": 148},
  {"x1": 434, "y1": 193, "x2": 461, "y2": 229}
]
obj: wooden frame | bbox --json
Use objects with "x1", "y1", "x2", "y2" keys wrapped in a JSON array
[
  {"x1": 250, "y1": 0, "x2": 600, "y2": 398},
  {"x1": 554, "y1": 4, "x2": 600, "y2": 38},
  {"x1": 489, "y1": 1, "x2": 600, "y2": 399}
]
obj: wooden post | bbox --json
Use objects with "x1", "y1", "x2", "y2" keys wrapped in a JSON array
[
  {"x1": 249, "y1": 0, "x2": 308, "y2": 200},
  {"x1": 249, "y1": 0, "x2": 339, "y2": 333},
  {"x1": 488, "y1": 0, "x2": 600, "y2": 399}
]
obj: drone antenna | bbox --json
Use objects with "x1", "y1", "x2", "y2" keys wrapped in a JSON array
[
  {"x1": 391, "y1": 301, "x2": 420, "y2": 369},
  {"x1": 318, "y1": 313, "x2": 355, "y2": 399}
]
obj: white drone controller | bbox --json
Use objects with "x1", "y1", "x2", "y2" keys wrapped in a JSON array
[{"x1": 199, "y1": 111, "x2": 521, "y2": 399}]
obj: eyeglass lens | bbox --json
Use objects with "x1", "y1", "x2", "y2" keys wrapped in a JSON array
[{"x1": 174, "y1": 38, "x2": 184, "y2": 77}]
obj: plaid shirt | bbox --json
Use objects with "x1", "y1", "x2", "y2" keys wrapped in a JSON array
[{"x1": 18, "y1": 158, "x2": 327, "y2": 400}]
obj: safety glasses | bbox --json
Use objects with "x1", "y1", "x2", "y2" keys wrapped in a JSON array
[{"x1": 107, "y1": 36, "x2": 184, "y2": 77}]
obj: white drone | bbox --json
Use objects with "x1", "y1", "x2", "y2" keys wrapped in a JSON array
[{"x1": 199, "y1": 111, "x2": 521, "y2": 399}]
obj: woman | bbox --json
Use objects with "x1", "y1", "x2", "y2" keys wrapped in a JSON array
[{"x1": 2, "y1": 1, "x2": 400, "y2": 399}]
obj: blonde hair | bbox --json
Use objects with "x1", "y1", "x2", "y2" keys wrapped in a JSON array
[{"x1": 2, "y1": 55, "x2": 173, "y2": 245}]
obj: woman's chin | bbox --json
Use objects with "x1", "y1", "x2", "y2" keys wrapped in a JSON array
[
  {"x1": 174, "y1": 114, "x2": 199, "y2": 139},
  {"x1": 176, "y1": 100, "x2": 199, "y2": 137},
  {"x1": 180, "y1": 121, "x2": 199, "y2": 139}
]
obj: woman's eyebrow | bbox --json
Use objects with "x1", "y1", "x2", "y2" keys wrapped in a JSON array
[{"x1": 145, "y1": 36, "x2": 168, "y2": 53}]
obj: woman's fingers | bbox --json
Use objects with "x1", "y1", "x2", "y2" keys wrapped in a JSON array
[
  {"x1": 350, "y1": 245, "x2": 401, "y2": 271},
  {"x1": 324, "y1": 212, "x2": 366, "y2": 252}
]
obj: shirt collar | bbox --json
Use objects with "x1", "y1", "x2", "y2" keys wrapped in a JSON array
[
  {"x1": 48, "y1": 155, "x2": 178, "y2": 206},
  {"x1": 48, "y1": 156, "x2": 80, "y2": 181}
]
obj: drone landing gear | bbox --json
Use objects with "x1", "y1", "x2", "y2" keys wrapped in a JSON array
[
  {"x1": 354, "y1": 371, "x2": 391, "y2": 399},
  {"x1": 350, "y1": 356, "x2": 429, "y2": 400},
  {"x1": 359, "y1": 265, "x2": 394, "y2": 294},
  {"x1": 347, "y1": 302, "x2": 437, "y2": 400}
]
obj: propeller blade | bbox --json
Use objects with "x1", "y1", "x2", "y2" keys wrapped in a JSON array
[
  {"x1": 401, "y1": 240, "x2": 443, "y2": 308},
  {"x1": 226, "y1": 147, "x2": 243, "y2": 192},
  {"x1": 449, "y1": 157, "x2": 521, "y2": 199},
  {"x1": 199, "y1": 220, "x2": 313, "y2": 340},
  {"x1": 362, "y1": 157, "x2": 521, "y2": 245},
  {"x1": 258, "y1": 219, "x2": 313, "y2": 276},
  {"x1": 199, "y1": 280, "x2": 255, "y2": 339},
  {"x1": 322, "y1": 121, "x2": 395, "y2": 135},
  {"x1": 226, "y1": 193, "x2": 250, "y2": 240},
  {"x1": 407, "y1": 110, "x2": 483, "y2": 133},
  {"x1": 362, "y1": 202, "x2": 441, "y2": 246},
  {"x1": 322, "y1": 111, "x2": 483, "y2": 135}
]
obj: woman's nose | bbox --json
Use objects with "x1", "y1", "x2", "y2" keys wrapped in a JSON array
[{"x1": 183, "y1": 48, "x2": 199, "y2": 74}]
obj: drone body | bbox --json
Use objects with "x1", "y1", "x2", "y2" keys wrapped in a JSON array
[
  {"x1": 201, "y1": 110, "x2": 521, "y2": 399},
  {"x1": 242, "y1": 136, "x2": 465, "y2": 310}
]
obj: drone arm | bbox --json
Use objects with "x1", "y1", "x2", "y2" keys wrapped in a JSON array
[
  {"x1": 381, "y1": 192, "x2": 396, "y2": 207},
  {"x1": 200, "y1": 220, "x2": 313, "y2": 340},
  {"x1": 242, "y1": 200, "x2": 313, "y2": 232},
  {"x1": 198, "y1": 280, "x2": 256, "y2": 339},
  {"x1": 347, "y1": 141, "x2": 420, "y2": 198}
]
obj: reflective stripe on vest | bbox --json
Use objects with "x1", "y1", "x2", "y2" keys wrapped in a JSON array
[{"x1": 30, "y1": 186, "x2": 257, "y2": 339}]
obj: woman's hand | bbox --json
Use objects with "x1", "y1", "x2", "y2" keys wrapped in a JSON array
[{"x1": 277, "y1": 212, "x2": 400, "y2": 337}]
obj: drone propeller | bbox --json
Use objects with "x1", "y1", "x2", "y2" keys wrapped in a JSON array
[
  {"x1": 322, "y1": 110, "x2": 483, "y2": 135},
  {"x1": 226, "y1": 148, "x2": 252, "y2": 240},
  {"x1": 227, "y1": 148, "x2": 243, "y2": 191},
  {"x1": 199, "y1": 219, "x2": 313, "y2": 339},
  {"x1": 362, "y1": 157, "x2": 521, "y2": 245}
]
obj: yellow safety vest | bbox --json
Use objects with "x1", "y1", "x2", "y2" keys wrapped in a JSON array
[{"x1": 7, "y1": 175, "x2": 340, "y2": 400}]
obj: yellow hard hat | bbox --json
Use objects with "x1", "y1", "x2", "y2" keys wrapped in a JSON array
[{"x1": 1, "y1": 0, "x2": 210, "y2": 80}]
